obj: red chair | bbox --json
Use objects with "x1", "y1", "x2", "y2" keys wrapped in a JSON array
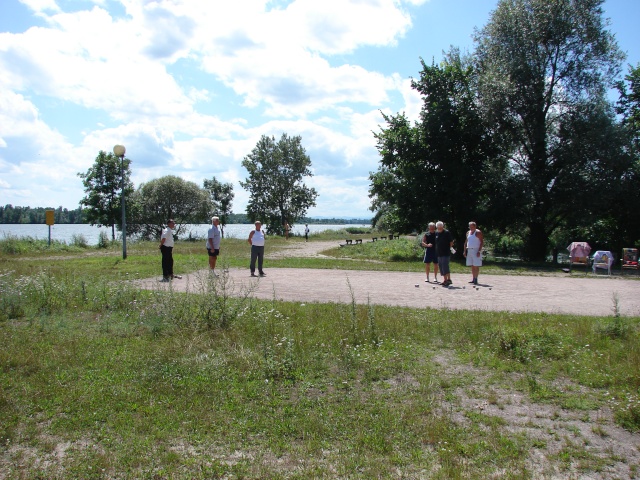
[{"x1": 621, "y1": 248, "x2": 639, "y2": 275}]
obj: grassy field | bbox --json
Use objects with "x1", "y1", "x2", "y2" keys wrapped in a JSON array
[{"x1": 1, "y1": 234, "x2": 639, "y2": 478}]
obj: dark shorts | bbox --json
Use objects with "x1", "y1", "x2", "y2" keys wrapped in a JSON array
[
  {"x1": 207, "y1": 248, "x2": 220, "y2": 257},
  {"x1": 438, "y1": 256, "x2": 451, "y2": 275},
  {"x1": 423, "y1": 249, "x2": 437, "y2": 264}
]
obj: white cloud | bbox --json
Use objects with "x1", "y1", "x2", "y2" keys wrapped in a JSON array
[
  {"x1": 18, "y1": 0, "x2": 60, "y2": 15},
  {"x1": 0, "y1": 0, "x2": 429, "y2": 216}
]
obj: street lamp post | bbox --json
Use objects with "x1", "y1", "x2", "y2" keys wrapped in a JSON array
[{"x1": 113, "y1": 144, "x2": 127, "y2": 260}]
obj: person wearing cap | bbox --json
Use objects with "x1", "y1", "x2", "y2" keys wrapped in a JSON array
[
  {"x1": 248, "y1": 221, "x2": 266, "y2": 277},
  {"x1": 159, "y1": 219, "x2": 181, "y2": 282},
  {"x1": 464, "y1": 221, "x2": 484, "y2": 285},
  {"x1": 207, "y1": 216, "x2": 222, "y2": 275}
]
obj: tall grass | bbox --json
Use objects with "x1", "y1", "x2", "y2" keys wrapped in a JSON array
[{"x1": 1, "y1": 267, "x2": 639, "y2": 477}]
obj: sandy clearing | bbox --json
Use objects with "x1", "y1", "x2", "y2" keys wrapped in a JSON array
[{"x1": 135, "y1": 266, "x2": 640, "y2": 317}]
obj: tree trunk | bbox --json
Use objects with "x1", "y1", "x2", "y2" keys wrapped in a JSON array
[{"x1": 524, "y1": 221, "x2": 548, "y2": 262}]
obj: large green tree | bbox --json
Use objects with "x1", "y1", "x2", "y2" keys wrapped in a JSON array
[
  {"x1": 240, "y1": 133, "x2": 318, "y2": 234},
  {"x1": 474, "y1": 0, "x2": 624, "y2": 261},
  {"x1": 617, "y1": 63, "x2": 640, "y2": 150},
  {"x1": 128, "y1": 175, "x2": 211, "y2": 239},
  {"x1": 369, "y1": 53, "x2": 506, "y2": 245},
  {"x1": 78, "y1": 150, "x2": 133, "y2": 240},
  {"x1": 203, "y1": 177, "x2": 234, "y2": 237}
]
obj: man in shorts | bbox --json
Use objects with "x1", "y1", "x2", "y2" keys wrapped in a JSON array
[
  {"x1": 207, "y1": 216, "x2": 221, "y2": 275},
  {"x1": 464, "y1": 221, "x2": 484, "y2": 285},
  {"x1": 435, "y1": 221, "x2": 454, "y2": 287},
  {"x1": 421, "y1": 222, "x2": 439, "y2": 283}
]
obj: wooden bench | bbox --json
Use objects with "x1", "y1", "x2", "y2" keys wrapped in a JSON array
[
  {"x1": 371, "y1": 237, "x2": 377, "y2": 242},
  {"x1": 394, "y1": 235, "x2": 400, "y2": 240},
  {"x1": 355, "y1": 239, "x2": 362, "y2": 244}
]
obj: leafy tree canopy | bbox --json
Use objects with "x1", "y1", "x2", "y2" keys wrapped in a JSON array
[
  {"x1": 128, "y1": 175, "x2": 211, "y2": 239},
  {"x1": 240, "y1": 133, "x2": 318, "y2": 234},
  {"x1": 78, "y1": 150, "x2": 133, "y2": 240},
  {"x1": 203, "y1": 177, "x2": 234, "y2": 236},
  {"x1": 474, "y1": 0, "x2": 625, "y2": 260}
]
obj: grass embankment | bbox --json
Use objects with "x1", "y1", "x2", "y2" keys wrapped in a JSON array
[{"x1": 1, "y1": 235, "x2": 639, "y2": 478}]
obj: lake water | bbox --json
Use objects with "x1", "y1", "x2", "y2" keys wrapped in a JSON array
[{"x1": 0, "y1": 223, "x2": 369, "y2": 245}]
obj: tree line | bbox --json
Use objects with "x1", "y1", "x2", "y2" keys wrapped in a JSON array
[
  {"x1": 369, "y1": 0, "x2": 640, "y2": 261},
  {"x1": 0, "y1": 205, "x2": 84, "y2": 224}
]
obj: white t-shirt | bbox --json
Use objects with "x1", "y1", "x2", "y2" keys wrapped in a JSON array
[
  {"x1": 161, "y1": 227, "x2": 174, "y2": 247},
  {"x1": 251, "y1": 229, "x2": 265, "y2": 246},
  {"x1": 207, "y1": 224, "x2": 221, "y2": 249}
]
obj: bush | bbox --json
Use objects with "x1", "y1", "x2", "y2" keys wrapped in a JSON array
[
  {"x1": 345, "y1": 227, "x2": 371, "y2": 235},
  {"x1": 71, "y1": 234, "x2": 89, "y2": 248},
  {"x1": 489, "y1": 234, "x2": 524, "y2": 256},
  {"x1": 97, "y1": 231, "x2": 110, "y2": 249}
]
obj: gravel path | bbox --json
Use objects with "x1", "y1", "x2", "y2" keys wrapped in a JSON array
[{"x1": 133, "y1": 239, "x2": 640, "y2": 317}]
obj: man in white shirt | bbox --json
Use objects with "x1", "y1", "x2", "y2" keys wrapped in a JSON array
[
  {"x1": 159, "y1": 219, "x2": 181, "y2": 282},
  {"x1": 248, "y1": 220, "x2": 266, "y2": 277},
  {"x1": 463, "y1": 221, "x2": 484, "y2": 285},
  {"x1": 207, "y1": 216, "x2": 221, "y2": 275}
]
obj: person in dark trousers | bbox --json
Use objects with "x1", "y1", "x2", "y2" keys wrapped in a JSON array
[
  {"x1": 159, "y1": 219, "x2": 181, "y2": 282},
  {"x1": 248, "y1": 220, "x2": 266, "y2": 277},
  {"x1": 435, "y1": 221, "x2": 454, "y2": 287}
]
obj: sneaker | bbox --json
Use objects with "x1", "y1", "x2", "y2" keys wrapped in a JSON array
[
  {"x1": 473, "y1": 278, "x2": 478, "y2": 285},
  {"x1": 210, "y1": 270, "x2": 219, "y2": 277},
  {"x1": 425, "y1": 278, "x2": 430, "y2": 283},
  {"x1": 160, "y1": 277, "x2": 170, "y2": 283},
  {"x1": 250, "y1": 273, "x2": 257, "y2": 277},
  {"x1": 259, "y1": 272, "x2": 266, "y2": 277},
  {"x1": 442, "y1": 279, "x2": 452, "y2": 287},
  {"x1": 171, "y1": 275, "x2": 182, "y2": 280},
  {"x1": 468, "y1": 280, "x2": 475, "y2": 284}
]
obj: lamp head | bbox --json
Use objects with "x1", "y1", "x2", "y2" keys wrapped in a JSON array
[{"x1": 113, "y1": 145, "x2": 126, "y2": 158}]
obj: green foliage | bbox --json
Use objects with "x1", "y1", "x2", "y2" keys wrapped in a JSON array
[
  {"x1": 97, "y1": 230, "x2": 110, "y2": 248},
  {"x1": 129, "y1": 175, "x2": 212, "y2": 239},
  {"x1": 475, "y1": 0, "x2": 627, "y2": 260},
  {"x1": 240, "y1": 133, "x2": 318, "y2": 234},
  {"x1": 78, "y1": 150, "x2": 133, "y2": 240},
  {"x1": 203, "y1": 177, "x2": 234, "y2": 232},
  {"x1": 345, "y1": 227, "x2": 371, "y2": 234},
  {"x1": 369, "y1": 51, "x2": 506, "y2": 244}
]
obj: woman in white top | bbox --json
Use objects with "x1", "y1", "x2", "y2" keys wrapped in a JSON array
[{"x1": 248, "y1": 221, "x2": 266, "y2": 277}]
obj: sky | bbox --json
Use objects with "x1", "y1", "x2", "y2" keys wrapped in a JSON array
[{"x1": 1, "y1": 0, "x2": 639, "y2": 219}]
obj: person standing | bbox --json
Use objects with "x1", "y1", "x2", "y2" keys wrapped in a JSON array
[
  {"x1": 421, "y1": 222, "x2": 439, "y2": 283},
  {"x1": 248, "y1": 220, "x2": 266, "y2": 277},
  {"x1": 304, "y1": 224, "x2": 310, "y2": 242},
  {"x1": 435, "y1": 221, "x2": 454, "y2": 287},
  {"x1": 207, "y1": 216, "x2": 222, "y2": 275},
  {"x1": 464, "y1": 221, "x2": 484, "y2": 285},
  {"x1": 284, "y1": 221, "x2": 290, "y2": 240},
  {"x1": 160, "y1": 219, "x2": 181, "y2": 282}
]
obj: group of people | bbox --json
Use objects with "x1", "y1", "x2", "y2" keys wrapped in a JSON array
[
  {"x1": 160, "y1": 218, "x2": 483, "y2": 286},
  {"x1": 159, "y1": 217, "x2": 268, "y2": 281},
  {"x1": 421, "y1": 221, "x2": 483, "y2": 287}
]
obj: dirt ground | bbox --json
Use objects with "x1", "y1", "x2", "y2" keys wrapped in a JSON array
[{"x1": 137, "y1": 240, "x2": 640, "y2": 317}]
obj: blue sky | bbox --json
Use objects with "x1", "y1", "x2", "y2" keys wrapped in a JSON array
[{"x1": 1, "y1": 0, "x2": 638, "y2": 219}]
